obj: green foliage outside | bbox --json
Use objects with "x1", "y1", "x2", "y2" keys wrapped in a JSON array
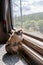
[{"x1": 13, "y1": 12, "x2": 43, "y2": 34}]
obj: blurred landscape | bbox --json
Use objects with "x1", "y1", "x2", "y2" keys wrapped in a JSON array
[{"x1": 13, "y1": 12, "x2": 43, "y2": 36}]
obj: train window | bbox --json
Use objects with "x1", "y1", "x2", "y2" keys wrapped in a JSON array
[
  {"x1": 11, "y1": 0, "x2": 21, "y2": 29},
  {"x1": 11, "y1": 0, "x2": 43, "y2": 37}
]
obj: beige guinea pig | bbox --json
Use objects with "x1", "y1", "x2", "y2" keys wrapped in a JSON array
[{"x1": 5, "y1": 42, "x2": 21, "y2": 54}]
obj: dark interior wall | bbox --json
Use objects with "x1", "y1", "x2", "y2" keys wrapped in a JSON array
[
  {"x1": 0, "y1": 0, "x2": 3, "y2": 21},
  {"x1": 0, "y1": 22, "x2": 9, "y2": 43},
  {"x1": 0, "y1": 0, "x2": 9, "y2": 43}
]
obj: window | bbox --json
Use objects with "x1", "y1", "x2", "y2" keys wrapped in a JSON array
[
  {"x1": 11, "y1": 0, "x2": 43, "y2": 37},
  {"x1": 11, "y1": 0, "x2": 21, "y2": 29}
]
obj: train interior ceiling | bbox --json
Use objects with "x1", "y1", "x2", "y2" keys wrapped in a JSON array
[{"x1": 0, "y1": 0, "x2": 43, "y2": 65}]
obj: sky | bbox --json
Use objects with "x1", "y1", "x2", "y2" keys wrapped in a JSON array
[{"x1": 11, "y1": 0, "x2": 43, "y2": 17}]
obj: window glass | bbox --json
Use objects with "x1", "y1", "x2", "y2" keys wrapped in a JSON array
[
  {"x1": 11, "y1": 0, "x2": 43, "y2": 37},
  {"x1": 11, "y1": 0, "x2": 21, "y2": 29}
]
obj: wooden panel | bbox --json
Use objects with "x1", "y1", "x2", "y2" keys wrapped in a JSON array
[
  {"x1": 21, "y1": 43, "x2": 43, "y2": 65},
  {"x1": 22, "y1": 35, "x2": 43, "y2": 55}
]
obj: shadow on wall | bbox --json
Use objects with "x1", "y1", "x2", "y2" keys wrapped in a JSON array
[{"x1": 2, "y1": 53, "x2": 20, "y2": 65}]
